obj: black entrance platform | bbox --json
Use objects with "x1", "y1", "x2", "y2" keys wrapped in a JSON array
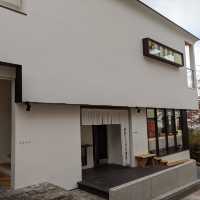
[{"x1": 78, "y1": 164, "x2": 168, "y2": 199}]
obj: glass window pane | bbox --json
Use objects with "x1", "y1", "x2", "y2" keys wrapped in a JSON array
[
  {"x1": 147, "y1": 109, "x2": 185, "y2": 156},
  {"x1": 175, "y1": 110, "x2": 183, "y2": 151},
  {"x1": 147, "y1": 109, "x2": 155, "y2": 118},
  {"x1": 147, "y1": 39, "x2": 183, "y2": 66},
  {"x1": 157, "y1": 109, "x2": 167, "y2": 156},
  {"x1": 185, "y1": 44, "x2": 195, "y2": 89},
  {"x1": 147, "y1": 109, "x2": 156, "y2": 154},
  {"x1": 187, "y1": 69, "x2": 194, "y2": 88},
  {"x1": 196, "y1": 70, "x2": 200, "y2": 96},
  {"x1": 165, "y1": 50, "x2": 175, "y2": 62},
  {"x1": 185, "y1": 45, "x2": 191, "y2": 68},
  {"x1": 149, "y1": 41, "x2": 161, "y2": 57},
  {"x1": 174, "y1": 53, "x2": 182, "y2": 65},
  {"x1": 167, "y1": 110, "x2": 176, "y2": 153}
]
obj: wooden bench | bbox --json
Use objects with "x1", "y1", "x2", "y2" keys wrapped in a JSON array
[
  {"x1": 135, "y1": 153, "x2": 156, "y2": 168},
  {"x1": 152, "y1": 157, "x2": 162, "y2": 167},
  {"x1": 160, "y1": 160, "x2": 168, "y2": 166},
  {"x1": 166, "y1": 159, "x2": 189, "y2": 167},
  {"x1": 160, "y1": 159, "x2": 189, "y2": 167}
]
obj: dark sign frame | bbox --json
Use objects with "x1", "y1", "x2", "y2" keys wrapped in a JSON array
[{"x1": 143, "y1": 38, "x2": 184, "y2": 67}]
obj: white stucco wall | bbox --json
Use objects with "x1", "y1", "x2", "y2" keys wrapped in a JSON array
[
  {"x1": 130, "y1": 108, "x2": 149, "y2": 167},
  {"x1": 13, "y1": 104, "x2": 81, "y2": 190},
  {"x1": 0, "y1": 80, "x2": 11, "y2": 163},
  {"x1": 0, "y1": 0, "x2": 198, "y2": 109}
]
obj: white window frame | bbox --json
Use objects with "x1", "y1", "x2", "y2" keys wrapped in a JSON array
[
  {"x1": 185, "y1": 42, "x2": 196, "y2": 89},
  {"x1": 0, "y1": 0, "x2": 23, "y2": 13}
]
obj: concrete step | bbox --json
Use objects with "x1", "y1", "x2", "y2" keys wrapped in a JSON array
[{"x1": 78, "y1": 181, "x2": 109, "y2": 199}]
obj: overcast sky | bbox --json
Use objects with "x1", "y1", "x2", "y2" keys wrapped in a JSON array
[{"x1": 140, "y1": 0, "x2": 200, "y2": 67}]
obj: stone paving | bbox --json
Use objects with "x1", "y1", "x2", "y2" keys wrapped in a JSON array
[
  {"x1": 181, "y1": 189, "x2": 200, "y2": 200},
  {"x1": 2, "y1": 182, "x2": 200, "y2": 200},
  {"x1": 0, "y1": 183, "x2": 105, "y2": 200}
]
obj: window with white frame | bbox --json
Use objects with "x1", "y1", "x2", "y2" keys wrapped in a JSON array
[
  {"x1": 0, "y1": 0, "x2": 23, "y2": 12},
  {"x1": 195, "y1": 42, "x2": 200, "y2": 96},
  {"x1": 185, "y1": 43, "x2": 195, "y2": 89}
]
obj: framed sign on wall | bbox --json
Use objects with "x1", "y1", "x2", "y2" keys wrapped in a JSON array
[{"x1": 143, "y1": 38, "x2": 184, "y2": 67}]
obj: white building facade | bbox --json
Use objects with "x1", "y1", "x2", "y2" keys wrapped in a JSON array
[{"x1": 0, "y1": 0, "x2": 198, "y2": 191}]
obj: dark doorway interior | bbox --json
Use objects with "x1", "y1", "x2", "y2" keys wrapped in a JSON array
[
  {"x1": 0, "y1": 80, "x2": 12, "y2": 190},
  {"x1": 93, "y1": 125, "x2": 108, "y2": 167}
]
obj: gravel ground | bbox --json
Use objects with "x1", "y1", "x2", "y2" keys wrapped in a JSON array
[{"x1": 0, "y1": 183, "x2": 105, "y2": 200}]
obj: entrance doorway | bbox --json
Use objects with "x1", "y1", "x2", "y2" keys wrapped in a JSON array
[
  {"x1": 81, "y1": 124, "x2": 123, "y2": 168},
  {"x1": 0, "y1": 80, "x2": 12, "y2": 190},
  {"x1": 93, "y1": 125, "x2": 108, "y2": 166},
  {"x1": 81, "y1": 108, "x2": 130, "y2": 168}
]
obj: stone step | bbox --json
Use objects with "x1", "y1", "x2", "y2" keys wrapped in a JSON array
[{"x1": 78, "y1": 181, "x2": 109, "y2": 199}]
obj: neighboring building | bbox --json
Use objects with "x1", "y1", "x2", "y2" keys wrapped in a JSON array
[
  {"x1": 0, "y1": 0, "x2": 198, "y2": 194},
  {"x1": 188, "y1": 98, "x2": 200, "y2": 130}
]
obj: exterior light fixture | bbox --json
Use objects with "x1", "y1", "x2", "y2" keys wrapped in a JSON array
[
  {"x1": 136, "y1": 107, "x2": 141, "y2": 113},
  {"x1": 24, "y1": 102, "x2": 31, "y2": 112}
]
